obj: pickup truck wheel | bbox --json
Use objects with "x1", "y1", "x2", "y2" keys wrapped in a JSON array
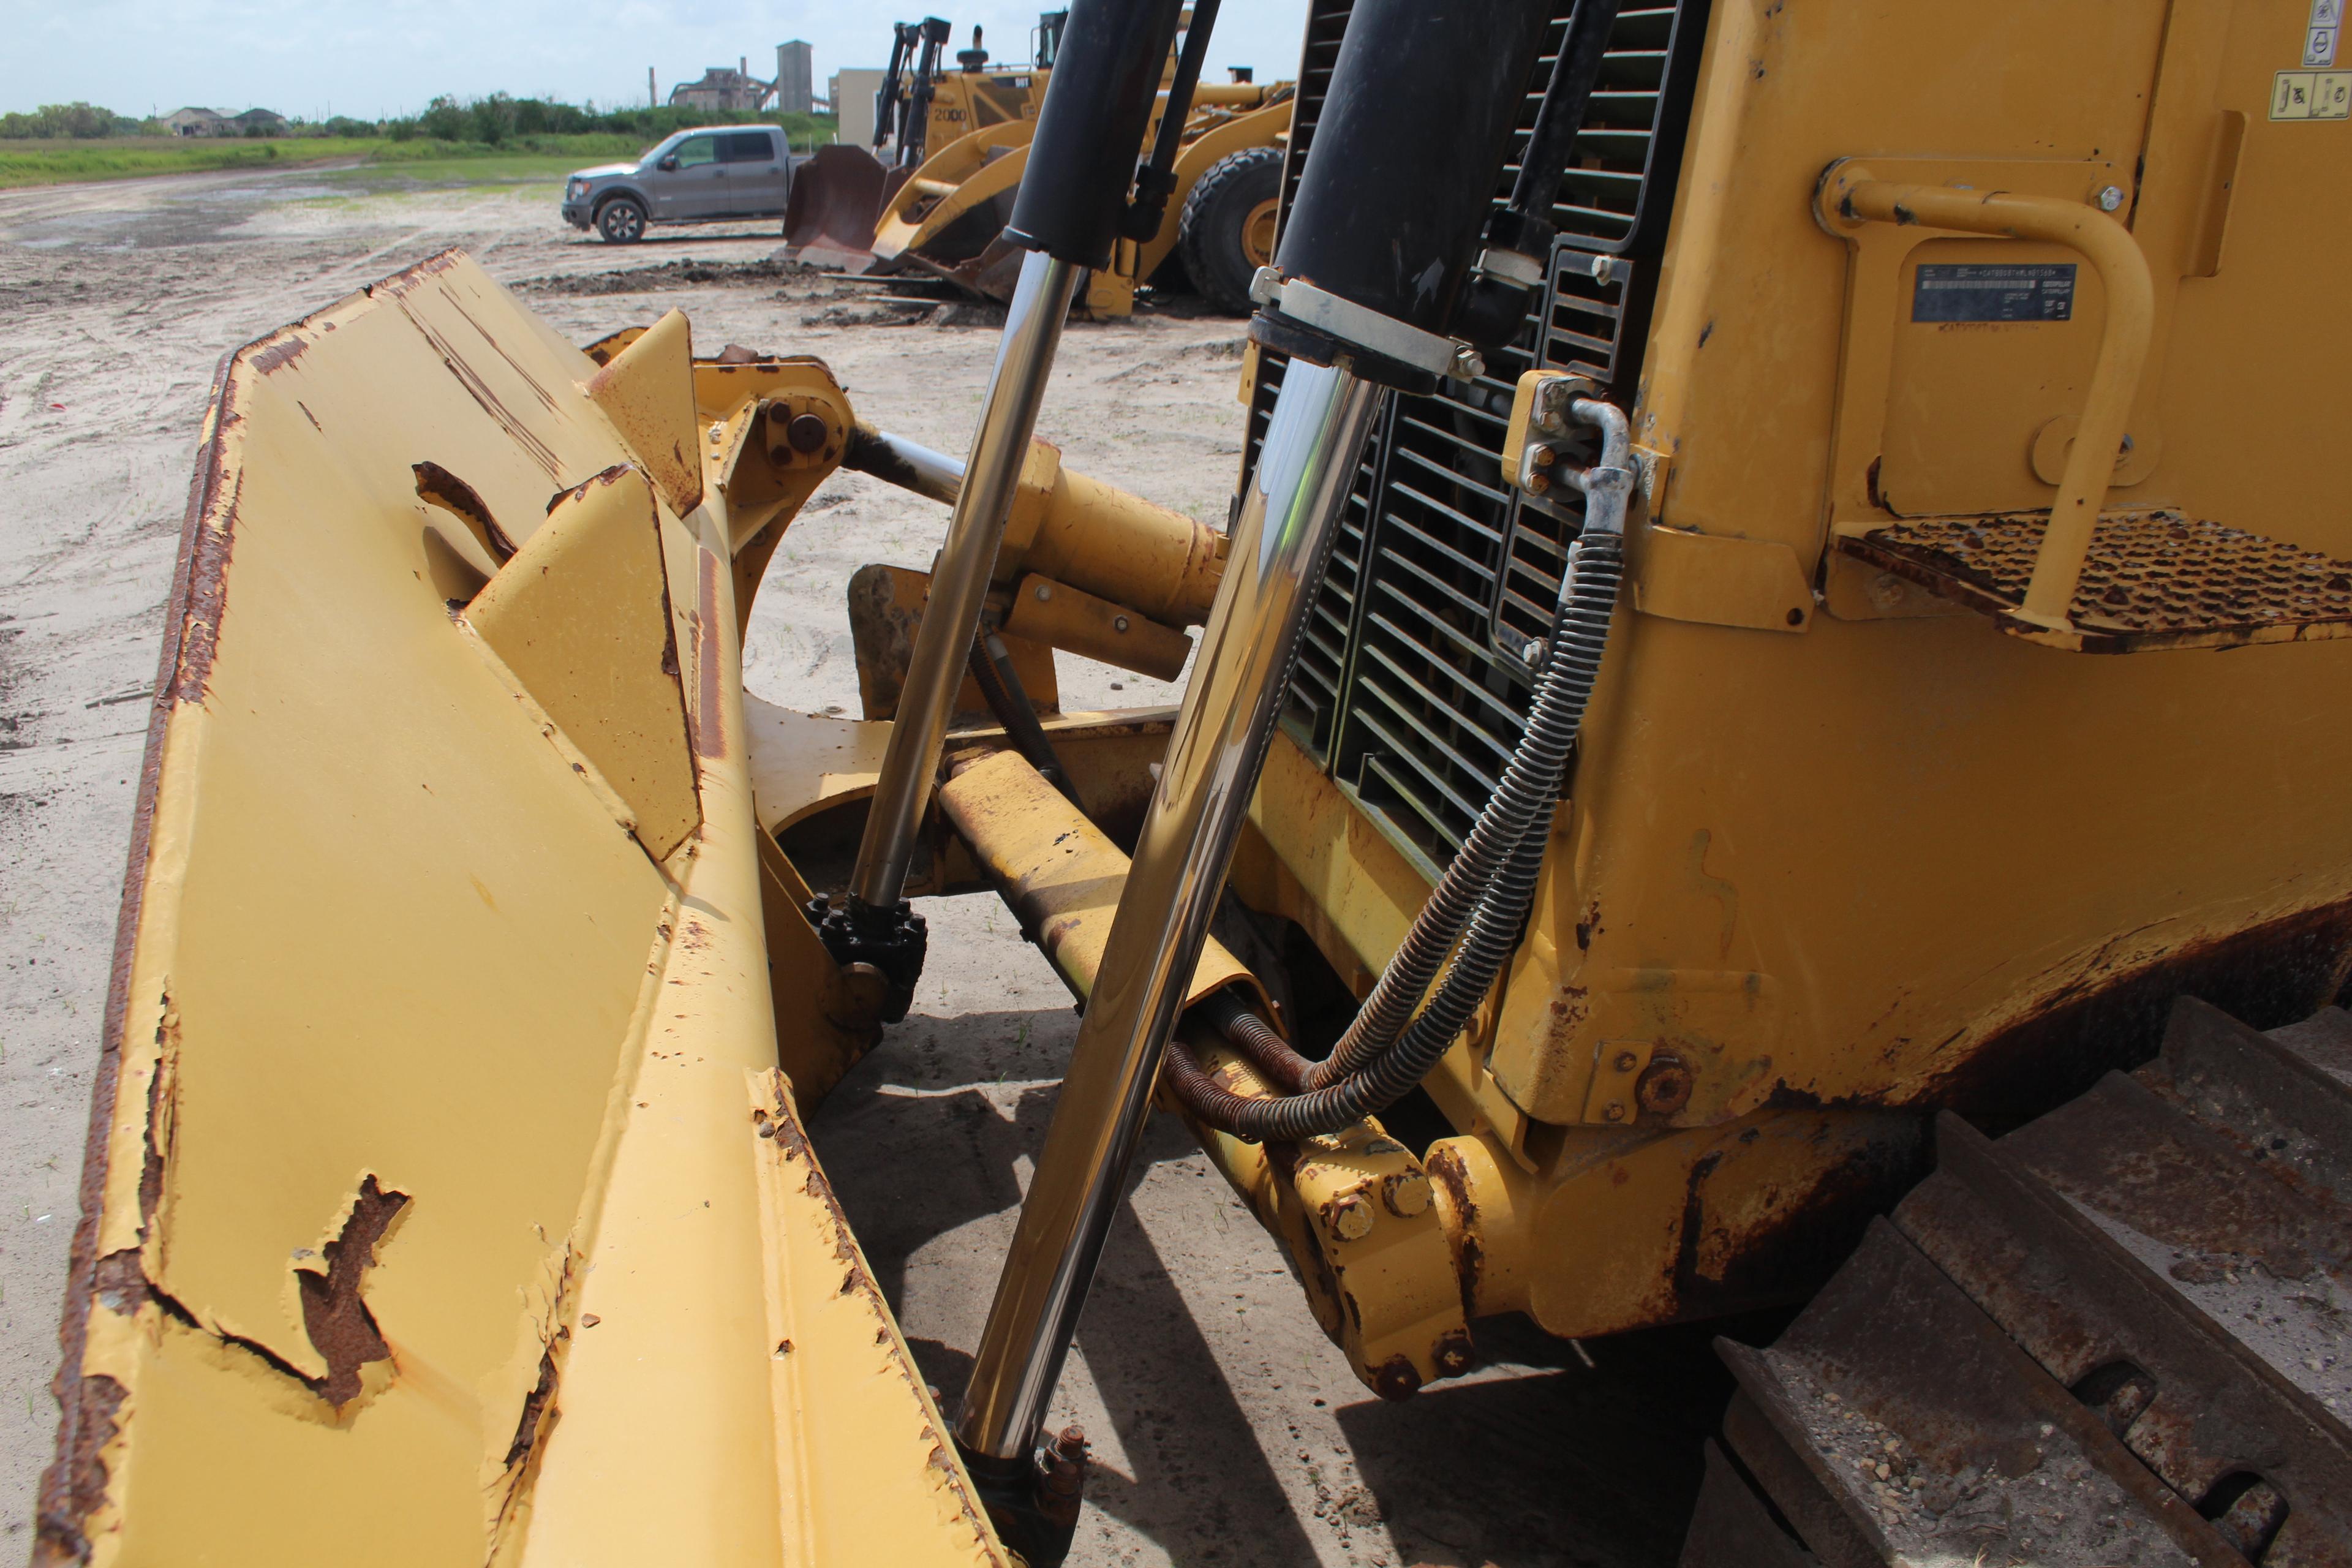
[{"x1": 596, "y1": 197, "x2": 647, "y2": 244}]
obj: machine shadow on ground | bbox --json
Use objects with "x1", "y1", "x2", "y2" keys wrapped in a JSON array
[{"x1": 811, "y1": 981, "x2": 1770, "y2": 1568}]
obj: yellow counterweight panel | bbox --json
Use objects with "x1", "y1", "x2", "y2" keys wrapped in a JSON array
[{"x1": 44, "y1": 252, "x2": 1005, "y2": 1567}]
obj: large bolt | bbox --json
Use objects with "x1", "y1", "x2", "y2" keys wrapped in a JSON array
[
  {"x1": 1373, "y1": 1355, "x2": 1423, "y2": 1401},
  {"x1": 1324, "y1": 1189, "x2": 1376, "y2": 1242},
  {"x1": 786, "y1": 412, "x2": 830, "y2": 454},
  {"x1": 1637, "y1": 1054, "x2": 1695, "y2": 1116},
  {"x1": 1381, "y1": 1168, "x2": 1432, "y2": 1218},
  {"x1": 2095, "y1": 184, "x2": 2126, "y2": 213}
]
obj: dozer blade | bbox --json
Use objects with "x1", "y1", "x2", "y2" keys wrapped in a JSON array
[
  {"x1": 38, "y1": 251, "x2": 1007, "y2": 1568},
  {"x1": 782, "y1": 144, "x2": 894, "y2": 260}
]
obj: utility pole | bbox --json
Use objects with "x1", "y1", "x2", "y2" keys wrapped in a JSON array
[{"x1": 648, "y1": 67, "x2": 657, "y2": 108}]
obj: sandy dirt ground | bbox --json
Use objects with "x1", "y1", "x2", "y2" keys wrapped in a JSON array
[{"x1": 0, "y1": 161, "x2": 1736, "y2": 1565}]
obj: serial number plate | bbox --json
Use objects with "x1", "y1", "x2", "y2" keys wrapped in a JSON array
[{"x1": 1911, "y1": 263, "x2": 2078, "y2": 323}]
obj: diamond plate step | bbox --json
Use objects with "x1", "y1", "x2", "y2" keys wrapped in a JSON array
[{"x1": 1837, "y1": 511, "x2": 2352, "y2": 652}]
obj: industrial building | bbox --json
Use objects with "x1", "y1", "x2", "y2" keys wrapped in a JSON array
[{"x1": 665, "y1": 42, "x2": 815, "y2": 116}]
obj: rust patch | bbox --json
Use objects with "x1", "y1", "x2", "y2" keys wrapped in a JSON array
[
  {"x1": 1845, "y1": 511, "x2": 2352, "y2": 652},
  {"x1": 368, "y1": 248, "x2": 468, "y2": 301},
  {"x1": 1371, "y1": 1354, "x2": 1422, "y2": 1401},
  {"x1": 412, "y1": 461, "x2": 518, "y2": 562},
  {"x1": 40, "y1": 342, "x2": 244, "y2": 1562},
  {"x1": 1423, "y1": 1142, "x2": 1483, "y2": 1308},
  {"x1": 694, "y1": 548, "x2": 726, "y2": 760},
  {"x1": 1919, "y1": 895, "x2": 2352, "y2": 1123},
  {"x1": 135, "y1": 1006, "x2": 176, "y2": 1242},
  {"x1": 247, "y1": 330, "x2": 308, "y2": 376},
  {"x1": 296, "y1": 1177, "x2": 410, "y2": 1409},
  {"x1": 164, "y1": 357, "x2": 249, "y2": 707},
  {"x1": 31, "y1": 1374, "x2": 122, "y2": 1566},
  {"x1": 500, "y1": 1336, "x2": 560, "y2": 1470},
  {"x1": 545, "y1": 461, "x2": 636, "y2": 514},
  {"x1": 1673, "y1": 1116, "x2": 1930, "y2": 1325}
]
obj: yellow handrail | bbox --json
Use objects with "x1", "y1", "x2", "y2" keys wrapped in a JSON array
[{"x1": 1826, "y1": 178, "x2": 2155, "y2": 627}]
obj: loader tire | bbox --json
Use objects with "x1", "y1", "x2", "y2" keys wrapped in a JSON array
[
  {"x1": 1682, "y1": 996, "x2": 2352, "y2": 1566},
  {"x1": 1178, "y1": 147, "x2": 1283, "y2": 315},
  {"x1": 596, "y1": 196, "x2": 647, "y2": 244}
]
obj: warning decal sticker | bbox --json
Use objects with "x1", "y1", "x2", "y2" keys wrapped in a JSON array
[
  {"x1": 1911, "y1": 263, "x2": 2078, "y2": 324},
  {"x1": 2273, "y1": 70, "x2": 2352, "y2": 118}
]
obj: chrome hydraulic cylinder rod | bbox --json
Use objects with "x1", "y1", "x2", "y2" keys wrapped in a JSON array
[
  {"x1": 843, "y1": 424, "x2": 966, "y2": 505},
  {"x1": 846, "y1": 251, "x2": 1080, "y2": 912},
  {"x1": 956, "y1": 358, "x2": 1384, "y2": 1463}
]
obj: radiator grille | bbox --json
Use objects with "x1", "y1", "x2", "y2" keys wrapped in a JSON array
[{"x1": 1250, "y1": 0, "x2": 1709, "y2": 875}]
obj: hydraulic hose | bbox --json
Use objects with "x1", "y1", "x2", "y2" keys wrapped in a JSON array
[{"x1": 1165, "y1": 527, "x2": 1626, "y2": 1142}]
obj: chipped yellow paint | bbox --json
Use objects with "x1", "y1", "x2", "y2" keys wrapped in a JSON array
[{"x1": 47, "y1": 252, "x2": 1006, "y2": 1567}]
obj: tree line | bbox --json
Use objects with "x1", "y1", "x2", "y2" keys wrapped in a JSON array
[{"x1": 2, "y1": 96, "x2": 835, "y2": 143}]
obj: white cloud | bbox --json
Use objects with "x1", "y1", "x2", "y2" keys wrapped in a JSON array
[{"x1": 9, "y1": 0, "x2": 1314, "y2": 121}]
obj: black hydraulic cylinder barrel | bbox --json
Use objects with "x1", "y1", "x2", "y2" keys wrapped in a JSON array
[
  {"x1": 1508, "y1": 0, "x2": 1623, "y2": 222},
  {"x1": 1003, "y1": 0, "x2": 1189, "y2": 268},
  {"x1": 1274, "y1": 0, "x2": 1553, "y2": 334}
]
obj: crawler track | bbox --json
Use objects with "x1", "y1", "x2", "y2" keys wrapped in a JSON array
[{"x1": 1685, "y1": 997, "x2": 2352, "y2": 1566}]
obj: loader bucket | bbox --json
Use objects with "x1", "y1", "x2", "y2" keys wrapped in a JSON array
[
  {"x1": 782, "y1": 145, "x2": 892, "y2": 258},
  {"x1": 38, "y1": 250, "x2": 1008, "y2": 1568}
]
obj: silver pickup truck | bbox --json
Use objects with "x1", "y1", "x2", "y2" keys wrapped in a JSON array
[{"x1": 561, "y1": 126, "x2": 796, "y2": 243}]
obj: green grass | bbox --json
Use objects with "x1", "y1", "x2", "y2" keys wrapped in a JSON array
[
  {"x1": 0, "y1": 136, "x2": 382, "y2": 187},
  {"x1": 0, "y1": 129, "x2": 832, "y2": 191}
]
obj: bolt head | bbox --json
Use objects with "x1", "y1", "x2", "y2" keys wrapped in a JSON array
[
  {"x1": 1034, "y1": 582, "x2": 1052, "y2": 602},
  {"x1": 1637, "y1": 1055, "x2": 1696, "y2": 1116},
  {"x1": 785, "y1": 412, "x2": 829, "y2": 454},
  {"x1": 1521, "y1": 636, "x2": 1545, "y2": 666},
  {"x1": 2095, "y1": 184, "x2": 2125, "y2": 212},
  {"x1": 1450, "y1": 345, "x2": 1485, "y2": 381},
  {"x1": 1604, "y1": 1101, "x2": 1627, "y2": 1123},
  {"x1": 1613, "y1": 1050, "x2": 1639, "y2": 1072},
  {"x1": 1112, "y1": 614, "x2": 1130, "y2": 633},
  {"x1": 1381, "y1": 1169, "x2": 1433, "y2": 1218},
  {"x1": 1525, "y1": 470, "x2": 1551, "y2": 495},
  {"x1": 1326, "y1": 1193, "x2": 1376, "y2": 1242}
]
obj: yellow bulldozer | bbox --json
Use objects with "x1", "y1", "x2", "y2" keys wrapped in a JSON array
[
  {"x1": 39, "y1": 0, "x2": 2352, "y2": 1563},
  {"x1": 786, "y1": 9, "x2": 1293, "y2": 317}
]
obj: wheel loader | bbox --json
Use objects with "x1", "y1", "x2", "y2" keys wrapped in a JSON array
[
  {"x1": 39, "y1": 0, "x2": 2352, "y2": 1563},
  {"x1": 781, "y1": 13, "x2": 1061, "y2": 261},
  {"x1": 787, "y1": 6, "x2": 1292, "y2": 318}
]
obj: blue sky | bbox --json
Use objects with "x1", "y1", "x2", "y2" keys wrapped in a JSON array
[{"x1": 6, "y1": 0, "x2": 1314, "y2": 121}]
